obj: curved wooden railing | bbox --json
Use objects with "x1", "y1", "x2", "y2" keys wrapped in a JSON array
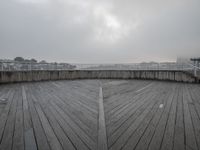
[{"x1": 0, "y1": 70, "x2": 199, "y2": 84}]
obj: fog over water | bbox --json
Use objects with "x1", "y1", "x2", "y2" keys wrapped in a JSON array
[{"x1": 0, "y1": 0, "x2": 200, "y2": 63}]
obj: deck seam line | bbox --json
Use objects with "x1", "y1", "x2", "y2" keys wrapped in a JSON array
[{"x1": 98, "y1": 86, "x2": 108, "y2": 150}]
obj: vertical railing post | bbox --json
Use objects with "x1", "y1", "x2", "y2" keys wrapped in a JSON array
[
  {"x1": 182, "y1": 62, "x2": 183, "y2": 71},
  {"x1": 0, "y1": 62, "x2": 3, "y2": 71},
  {"x1": 194, "y1": 61, "x2": 197, "y2": 77},
  {"x1": 8, "y1": 63, "x2": 11, "y2": 71},
  {"x1": 30, "y1": 63, "x2": 32, "y2": 71}
]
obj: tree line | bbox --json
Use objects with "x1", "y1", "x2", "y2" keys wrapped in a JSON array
[{"x1": 14, "y1": 57, "x2": 47, "y2": 63}]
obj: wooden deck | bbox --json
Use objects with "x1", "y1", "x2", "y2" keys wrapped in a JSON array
[{"x1": 0, "y1": 80, "x2": 200, "y2": 150}]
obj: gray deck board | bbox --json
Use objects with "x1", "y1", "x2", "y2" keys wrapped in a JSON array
[
  {"x1": 173, "y1": 86, "x2": 185, "y2": 150},
  {"x1": 182, "y1": 85, "x2": 198, "y2": 150},
  {"x1": 13, "y1": 87, "x2": 24, "y2": 150},
  {"x1": 22, "y1": 86, "x2": 37, "y2": 150},
  {"x1": 133, "y1": 84, "x2": 173, "y2": 150},
  {"x1": 37, "y1": 84, "x2": 98, "y2": 140},
  {"x1": 98, "y1": 86, "x2": 108, "y2": 150},
  {"x1": 0, "y1": 88, "x2": 18, "y2": 150},
  {"x1": 27, "y1": 86, "x2": 51, "y2": 150},
  {"x1": 147, "y1": 84, "x2": 176, "y2": 150},
  {"x1": 0, "y1": 80, "x2": 199, "y2": 150},
  {"x1": 160, "y1": 85, "x2": 179, "y2": 150}
]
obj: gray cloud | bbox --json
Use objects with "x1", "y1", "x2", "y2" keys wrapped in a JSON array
[{"x1": 0, "y1": 0, "x2": 200, "y2": 63}]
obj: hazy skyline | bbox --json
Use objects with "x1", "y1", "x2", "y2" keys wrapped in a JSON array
[{"x1": 0, "y1": 0, "x2": 200, "y2": 63}]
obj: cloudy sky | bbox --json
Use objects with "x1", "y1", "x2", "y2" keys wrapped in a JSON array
[{"x1": 0, "y1": 0, "x2": 200, "y2": 63}]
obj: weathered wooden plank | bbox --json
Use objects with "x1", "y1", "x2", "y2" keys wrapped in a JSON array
[
  {"x1": 13, "y1": 85, "x2": 24, "y2": 150},
  {"x1": 103, "y1": 80, "x2": 149, "y2": 102},
  {"x1": 148, "y1": 84, "x2": 176, "y2": 150},
  {"x1": 121, "y1": 89, "x2": 163, "y2": 150},
  {"x1": 50, "y1": 100, "x2": 96, "y2": 150},
  {"x1": 22, "y1": 86, "x2": 37, "y2": 150},
  {"x1": 0, "y1": 80, "x2": 199, "y2": 150},
  {"x1": 109, "y1": 99, "x2": 158, "y2": 150},
  {"x1": 104, "y1": 81, "x2": 153, "y2": 113},
  {"x1": 134, "y1": 84, "x2": 173, "y2": 150},
  {"x1": 103, "y1": 81, "x2": 148, "y2": 105},
  {"x1": 186, "y1": 85, "x2": 200, "y2": 150},
  {"x1": 38, "y1": 83, "x2": 98, "y2": 141},
  {"x1": 31, "y1": 84, "x2": 76, "y2": 150},
  {"x1": 22, "y1": 85, "x2": 37, "y2": 150},
  {"x1": 104, "y1": 83, "x2": 157, "y2": 125},
  {"x1": 188, "y1": 84, "x2": 200, "y2": 120},
  {"x1": 160, "y1": 85, "x2": 179, "y2": 150},
  {"x1": 173, "y1": 86, "x2": 185, "y2": 150},
  {"x1": 48, "y1": 102, "x2": 89, "y2": 150},
  {"x1": 98, "y1": 87, "x2": 108, "y2": 150},
  {"x1": 105, "y1": 86, "x2": 154, "y2": 126},
  {"x1": 106, "y1": 82, "x2": 159, "y2": 127},
  {"x1": 182, "y1": 84, "x2": 198, "y2": 150},
  {"x1": 107, "y1": 88, "x2": 158, "y2": 146},
  {"x1": 33, "y1": 96, "x2": 63, "y2": 150},
  {"x1": 43, "y1": 82, "x2": 98, "y2": 118},
  {"x1": 107, "y1": 83, "x2": 163, "y2": 144},
  {"x1": 0, "y1": 87, "x2": 14, "y2": 140},
  {"x1": 26, "y1": 86, "x2": 51, "y2": 150},
  {"x1": 0, "y1": 87, "x2": 18, "y2": 150},
  {"x1": 108, "y1": 83, "x2": 170, "y2": 150},
  {"x1": 50, "y1": 81, "x2": 99, "y2": 111},
  {"x1": 0, "y1": 86, "x2": 8, "y2": 114},
  {"x1": 36, "y1": 81, "x2": 98, "y2": 149}
]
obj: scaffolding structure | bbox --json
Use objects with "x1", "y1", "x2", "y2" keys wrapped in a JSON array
[{"x1": 190, "y1": 58, "x2": 200, "y2": 77}]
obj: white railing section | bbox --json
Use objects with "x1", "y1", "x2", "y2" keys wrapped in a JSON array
[
  {"x1": 0, "y1": 61, "x2": 199, "y2": 77},
  {"x1": 0, "y1": 61, "x2": 76, "y2": 71},
  {"x1": 187, "y1": 63, "x2": 200, "y2": 77}
]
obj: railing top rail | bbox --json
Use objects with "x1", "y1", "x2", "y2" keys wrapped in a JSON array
[
  {"x1": 0, "y1": 61, "x2": 199, "y2": 72},
  {"x1": 187, "y1": 63, "x2": 200, "y2": 70}
]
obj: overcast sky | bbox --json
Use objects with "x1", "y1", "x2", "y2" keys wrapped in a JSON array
[{"x1": 0, "y1": 0, "x2": 200, "y2": 63}]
